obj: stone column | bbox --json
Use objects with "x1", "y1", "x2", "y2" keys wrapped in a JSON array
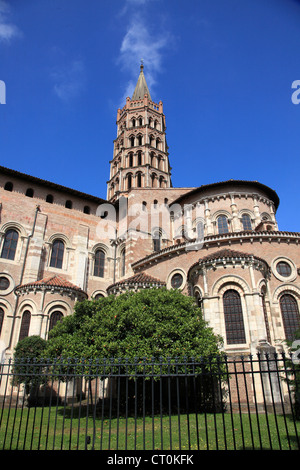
[
  {"x1": 256, "y1": 340, "x2": 282, "y2": 406},
  {"x1": 230, "y1": 194, "x2": 240, "y2": 232},
  {"x1": 75, "y1": 224, "x2": 89, "y2": 291},
  {"x1": 253, "y1": 195, "x2": 261, "y2": 227},
  {"x1": 269, "y1": 203, "x2": 278, "y2": 229},
  {"x1": 204, "y1": 199, "x2": 213, "y2": 236},
  {"x1": 22, "y1": 212, "x2": 48, "y2": 284}
]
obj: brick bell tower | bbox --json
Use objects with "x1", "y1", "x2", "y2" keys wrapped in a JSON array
[{"x1": 107, "y1": 62, "x2": 172, "y2": 202}]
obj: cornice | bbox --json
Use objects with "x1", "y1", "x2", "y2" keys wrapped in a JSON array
[
  {"x1": 15, "y1": 284, "x2": 88, "y2": 300},
  {"x1": 107, "y1": 272, "x2": 166, "y2": 294},
  {"x1": 14, "y1": 275, "x2": 88, "y2": 299},
  {"x1": 171, "y1": 192, "x2": 276, "y2": 216},
  {"x1": 187, "y1": 249, "x2": 270, "y2": 281},
  {"x1": 131, "y1": 230, "x2": 300, "y2": 270}
]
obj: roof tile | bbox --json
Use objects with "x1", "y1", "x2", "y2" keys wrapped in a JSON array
[
  {"x1": 108, "y1": 272, "x2": 165, "y2": 290},
  {"x1": 200, "y1": 249, "x2": 254, "y2": 262},
  {"x1": 15, "y1": 275, "x2": 86, "y2": 293}
]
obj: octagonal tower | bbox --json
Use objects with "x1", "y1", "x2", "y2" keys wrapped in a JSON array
[{"x1": 107, "y1": 63, "x2": 172, "y2": 201}]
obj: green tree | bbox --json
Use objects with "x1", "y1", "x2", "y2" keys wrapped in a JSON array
[
  {"x1": 44, "y1": 288, "x2": 223, "y2": 368},
  {"x1": 12, "y1": 335, "x2": 47, "y2": 405},
  {"x1": 44, "y1": 289, "x2": 225, "y2": 412},
  {"x1": 284, "y1": 328, "x2": 300, "y2": 419}
]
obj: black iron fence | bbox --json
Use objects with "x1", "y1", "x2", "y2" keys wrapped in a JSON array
[{"x1": 0, "y1": 354, "x2": 299, "y2": 451}]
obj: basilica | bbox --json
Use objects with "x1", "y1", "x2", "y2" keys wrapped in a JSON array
[{"x1": 0, "y1": 64, "x2": 299, "y2": 361}]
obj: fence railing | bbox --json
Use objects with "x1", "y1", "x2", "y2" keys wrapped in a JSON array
[{"x1": 0, "y1": 354, "x2": 299, "y2": 451}]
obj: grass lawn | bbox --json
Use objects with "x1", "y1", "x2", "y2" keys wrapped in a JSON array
[{"x1": 0, "y1": 406, "x2": 299, "y2": 450}]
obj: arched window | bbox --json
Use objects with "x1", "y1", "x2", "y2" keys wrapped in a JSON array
[
  {"x1": 217, "y1": 215, "x2": 229, "y2": 234},
  {"x1": 49, "y1": 311, "x2": 63, "y2": 331},
  {"x1": 150, "y1": 152, "x2": 155, "y2": 166},
  {"x1": 4, "y1": 182, "x2": 13, "y2": 191},
  {"x1": 25, "y1": 188, "x2": 34, "y2": 198},
  {"x1": 19, "y1": 310, "x2": 31, "y2": 342},
  {"x1": 153, "y1": 229, "x2": 161, "y2": 252},
  {"x1": 94, "y1": 293, "x2": 104, "y2": 300},
  {"x1": 280, "y1": 294, "x2": 300, "y2": 341},
  {"x1": 158, "y1": 156, "x2": 164, "y2": 170},
  {"x1": 65, "y1": 200, "x2": 72, "y2": 209},
  {"x1": 137, "y1": 151, "x2": 142, "y2": 165},
  {"x1": 0, "y1": 307, "x2": 4, "y2": 337},
  {"x1": 46, "y1": 194, "x2": 54, "y2": 203},
  {"x1": 94, "y1": 249, "x2": 105, "y2": 277},
  {"x1": 129, "y1": 153, "x2": 133, "y2": 167},
  {"x1": 137, "y1": 172, "x2": 142, "y2": 187},
  {"x1": 50, "y1": 239, "x2": 64, "y2": 269},
  {"x1": 194, "y1": 291, "x2": 202, "y2": 308},
  {"x1": 223, "y1": 289, "x2": 246, "y2": 344},
  {"x1": 83, "y1": 205, "x2": 90, "y2": 214},
  {"x1": 1, "y1": 229, "x2": 19, "y2": 260},
  {"x1": 121, "y1": 248, "x2": 126, "y2": 277},
  {"x1": 196, "y1": 221, "x2": 204, "y2": 240},
  {"x1": 127, "y1": 173, "x2": 132, "y2": 189},
  {"x1": 241, "y1": 213, "x2": 252, "y2": 231},
  {"x1": 151, "y1": 173, "x2": 157, "y2": 188}
]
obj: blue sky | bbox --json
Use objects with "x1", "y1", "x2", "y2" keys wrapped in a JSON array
[{"x1": 0, "y1": 0, "x2": 300, "y2": 230}]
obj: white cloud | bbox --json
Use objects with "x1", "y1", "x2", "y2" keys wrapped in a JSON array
[
  {"x1": 118, "y1": 13, "x2": 171, "y2": 100},
  {"x1": 120, "y1": 79, "x2": 136, "y2": 107},
  {"x1": 0, "y1": 0, "x2": 21, "y2": 43},
  {"x1": 51, "y1": 59, "x2": 86, "y2": 102},
  {"x1": 126, "y1": 0, "x2": 149, "y2": 5},
  {"x1": 119, "y1": 0, "x2": 152, "y2": 17}
]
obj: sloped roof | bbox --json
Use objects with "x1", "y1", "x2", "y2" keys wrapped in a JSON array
[
  {"x1": 107, "y1": 272, "x2": 165, "y2": 291},
  {"x1": 15, "y1": 275, "x2": 87, "y2": 296},
  {"x1": 171, "y1": 180, "x2": 280, "y2": 209},
  {"x1": 188, "y1": 248, "x2": 269, "y2": 276},
  {"x1": 132, "y1": 64, "x2": 152, "y2": 101},
  {"x1": 0, "y1": 165, "x2": 108, "y2": 205},
  {"x1": 200, "y1": 248, "x2": 256, "y2": 262}
]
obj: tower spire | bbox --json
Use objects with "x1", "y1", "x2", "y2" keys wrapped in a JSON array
[{"x1": 132, "y1": 60, "x2": 152, "y2": 101}]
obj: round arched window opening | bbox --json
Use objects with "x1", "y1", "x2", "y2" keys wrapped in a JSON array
[
  {"x1": 94, "y1": 293, "x2": 104, "y2": 300},
  {"x1": 0, "y1": 277, "x2": 10, "y2": 291},
  {"x1": 276, "y1": 261, "x2": 292, "y2": 278},
  {"x1": 171, "y1": 273, "x2": 183, "y2": 289},
  {"x1": 49, "y1": 311, "x2": 63, "y2": 331},
  {"x1": 195, "y1": 291, "x2": 202, "y2": 308}
]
